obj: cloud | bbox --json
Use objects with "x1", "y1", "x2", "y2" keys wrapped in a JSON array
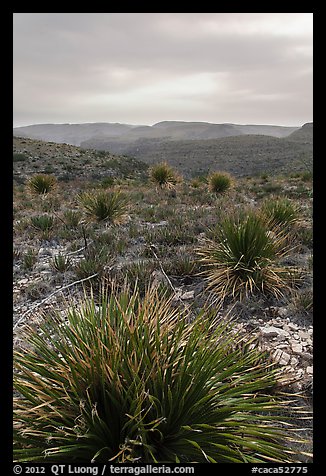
[{"x1": 13, "y1": 13, "x2": 313, "y2": 126}]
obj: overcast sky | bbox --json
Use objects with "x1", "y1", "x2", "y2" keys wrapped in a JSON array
[{"x1": 13, "y1": 13, "x2": 313, "y2": 127}]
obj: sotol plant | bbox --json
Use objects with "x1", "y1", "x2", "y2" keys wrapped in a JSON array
[
  {"x1": 149, "y1": 162, "x2": 180, "y2": 189},
  {"x1": 14, "y1": 286, "x2": 307, "y2": 463},
  {"x1": 78, "y1": 190, "x2": 129, "y2": 223},
  {"x1": 28, "y1": 174, "x2": 57, "y2": 195},
  {"x1": 208, "y1": 171, "x2": 233, "y2": 194},
  {"x1": 197, "y1": 212, "x2": 298, "y2": 304}
]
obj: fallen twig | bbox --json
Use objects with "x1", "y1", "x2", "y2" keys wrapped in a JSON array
[{"x1": 13, "y1": 272, "x2": 99, "y2": 331}]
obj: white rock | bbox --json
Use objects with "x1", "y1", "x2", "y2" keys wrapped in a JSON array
[
  {"x1": 278, "y1": 307, "x2": 288, "y2": 317},
  {"x1": 306, "y1": 366, "x2": 313, "y2": 375},
  {"x1": 298, "y1": 331, "x2": 310, "y2": 340},
  {"x1": 291, "y1": 343, "x2": 303, "y2": 354},
  {"x1": 291, "y1": 357, "x2": 299, "y2": 366},
  {"x1": 260, "y1": 326, "x2": 289, "y2": 338},
  {"x1": 279, "y1": 352, "x2": 291, "y2": 365}
]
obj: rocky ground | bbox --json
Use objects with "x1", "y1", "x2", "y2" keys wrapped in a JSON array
[{"x1": 13, "y1": 135, "x2": 313, "y2": 460}]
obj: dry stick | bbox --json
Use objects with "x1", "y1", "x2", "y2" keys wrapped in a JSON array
[
  {"x1": 13, "y1": 273, "x2": 99, "y2": 331},
  {"x1": 149, "y1": 244, "x2": 184, "y2": 305}
]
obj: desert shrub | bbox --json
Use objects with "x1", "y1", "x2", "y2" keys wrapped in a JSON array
[
  {"x1": 100, "y1": 176, "x2": 115, "y2": 188},
  {"x1": 78, "y1": 190, "x2": 129, "y2": 223},
  {"x1": 13, "y1": 152, "x2": 28, "y2": 162},
  {"x1": 146, "y1": 224, "x2": 196, "y2": 247},
  {"x1": 164, "y1": 253, "x2": 201, "y2": 278},
  {"x1": 28, "y1": 174, "x2": 57, "y2": 195},
  {"x1": 74, "y1": 245, "x2": 113, "y2": 284},
  {"x1": 208, "y1": 171, "x2": 233, "y2": 194},
  {"x1": 14, "y1": 287, "x2": 305, "y2": 463},
  {"x1": 197, "y1": 211, "x2": 299, "y2": 304},
  {"x1": 24, "y1": 280, "x2": 52, "y2": 301},
  {"x1": 149, "y1": 162, "x2": 180, "y2": 189}
]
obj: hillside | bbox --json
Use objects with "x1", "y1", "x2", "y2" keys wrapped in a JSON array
[
  {"x1": 13, "y1": 134, "x2": 313, "y2": 462},
  {"x1": 13, "y1": 136, "x2": 149, "y2": 184},
  {"x1": 80, "y1": 125, "x2": 313, "y2": 178}
]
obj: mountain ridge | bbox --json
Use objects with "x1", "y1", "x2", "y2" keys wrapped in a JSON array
[{"x1": 13, "y1": 120, "x2": 300, "y2": 146}]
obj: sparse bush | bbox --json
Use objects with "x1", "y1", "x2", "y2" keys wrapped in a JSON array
[
  {"x1": 78, "y1": 190, "x2": 129, "y2": 223},
  {"x1": 149, "y1": 162, "x2": 180, "y2": 189},
  {"x1": 100, "y1": 176, "x2": 115, "y2": 188},
  {"x1": 14, "y1": 286, "x2": 304, "y2": 463},
  {"x1": 63, "y1": 210, "x2": 82, "y2": 228},
  {"x1": 197, "y1": 211, "x2": 298, "y2": 304},
  {"x1": 208, "y1": 171, "x2": 233, "y2": 194},
  {"x1": 13, "y1": 152, "x2": 28, "y2": 162},
  {"x1": 28, "y1": 174, "x2": 57, "y2": 195}
]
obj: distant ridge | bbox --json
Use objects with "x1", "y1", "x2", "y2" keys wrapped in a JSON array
[{"x1": 13, "y1": 121, "x2": 299, "y2": 146}]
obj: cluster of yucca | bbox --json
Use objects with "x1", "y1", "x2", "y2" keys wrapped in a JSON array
[{"x1": 14, "y1": 286, "x2": 307, "y2": 463}]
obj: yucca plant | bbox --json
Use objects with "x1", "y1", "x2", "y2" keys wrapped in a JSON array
[
  {"x1": 260, "y1": 197, "x2": 299, "y2": 228},
  {"x1": 14, "y1": 286, "x2": 307, "y2": 463},
  {"x1": 78, "y1": 190, "x2": 129, "y2": 223},
  {"x1": 197, "y1": 212, "x2": 298, "y2": 303},
  {"x1": 149, "y1": 162, "x2": 180, "y2": 189},
  {"x1": 208, "y1": 172, "x2": 233, "y2": 194},
  {"x1": 28, "y1": 174, "x2": 56, "y2": 195},
  {"x1": 50, "y1": 253, "x2": 71, "y2": 273}
]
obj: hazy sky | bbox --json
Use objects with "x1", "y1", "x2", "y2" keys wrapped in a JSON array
[{"x1": 13, "y1": 13, "x2": 313, "y2": 127}]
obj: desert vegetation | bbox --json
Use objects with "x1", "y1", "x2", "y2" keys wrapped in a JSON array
[{"x1": 13, "y1": 136, "x2": 313, "y2": 463}]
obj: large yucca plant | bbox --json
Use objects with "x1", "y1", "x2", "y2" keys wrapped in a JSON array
[
  {"x1": 149, "y1": 162, "x2": 180, "y2": 189},
  {"x1": 28, "y1": 174, "x2": 56, "y2": 195},
  {"x1": 78, "y1": 190, "x2": 129, "y2": 223},
  {"x1": 197, "y1": 212, "x2": 298, "y2": 303},
  {"x1": 14, "y1": 286, "x2": 307, "y2": 463}
]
